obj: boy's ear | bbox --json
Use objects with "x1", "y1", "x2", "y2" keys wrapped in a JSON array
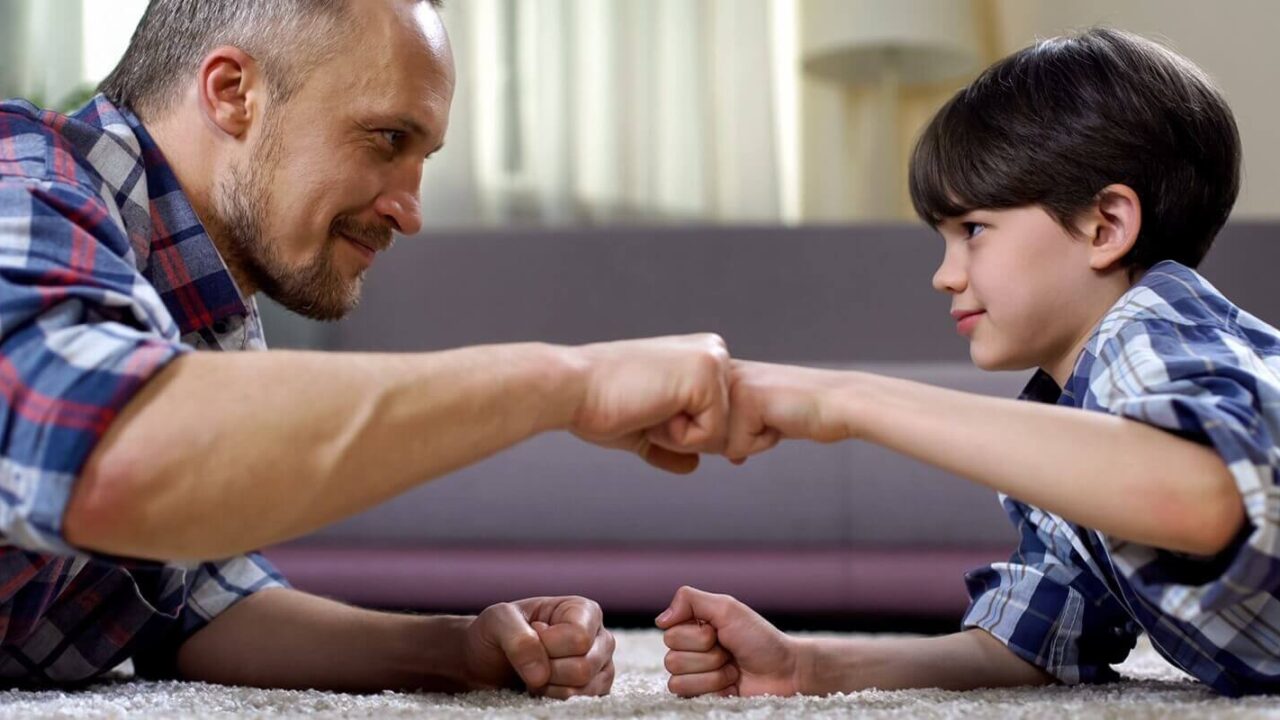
[{"x1": 1078, "y1": 184, "x2": 1142, "y2": 272}]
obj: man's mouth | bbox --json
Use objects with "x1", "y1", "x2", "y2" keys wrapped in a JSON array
[
  {"x1": 338, "y1": 233, "x2": 384, "y2": 264},
  {"x1": 343, "y1": 234, "x2": 379, "y2": 254}
]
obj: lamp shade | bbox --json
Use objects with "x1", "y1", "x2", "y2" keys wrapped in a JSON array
[{"x1": 801, "y1": 0, "x2": 980, "y2": 85}]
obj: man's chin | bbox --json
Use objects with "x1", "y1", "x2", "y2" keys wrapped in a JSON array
[{"x1": 270, "y1": 285, "x2": 362, "y2": 322}]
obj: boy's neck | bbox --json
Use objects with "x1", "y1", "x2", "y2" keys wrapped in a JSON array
[{"x1": 1041, "y1": 269, "x2": 1145, "y2": 388}]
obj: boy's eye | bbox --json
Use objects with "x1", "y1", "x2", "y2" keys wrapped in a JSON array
[{"x1": 962, "y1": 222, "x2": 986, "y2": 239}]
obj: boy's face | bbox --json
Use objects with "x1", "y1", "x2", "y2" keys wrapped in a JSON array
[{"x1": 932, "y1": 206, "x2": 1103, "y2": 379}]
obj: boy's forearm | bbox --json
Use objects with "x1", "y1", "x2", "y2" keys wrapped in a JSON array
[
  {"x1": 797, "y1": 629, "x2": 1053, "y2": 694},
  {"x1": 832, "y1": 372, "x2": 1243, "y2": 555},
  {"x1": 176, "y1": 588, "x2": 474, "y2": 692}
]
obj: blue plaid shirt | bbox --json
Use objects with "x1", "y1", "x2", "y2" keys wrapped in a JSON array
[
  {"x1": 964, "y1": 260, "x2": 1280, "y2": 696},
  {"x1": 0, "y1": 95, "x2": 287, "y2": 683}
]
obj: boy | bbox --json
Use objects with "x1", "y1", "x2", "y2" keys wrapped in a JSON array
[{"x1": 656, "y1": 27, "x2": 1280, "y2": 697}]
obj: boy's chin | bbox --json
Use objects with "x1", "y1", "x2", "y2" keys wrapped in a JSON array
[{"x1": 969, "y1": 345, "x2": 1031, "y2": 373}]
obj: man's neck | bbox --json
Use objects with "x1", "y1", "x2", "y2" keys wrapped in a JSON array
[{"x1": 145, "y1": 111, "x2": 260, "y2": 298}]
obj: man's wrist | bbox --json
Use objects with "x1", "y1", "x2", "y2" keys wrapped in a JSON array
[
  {"x1": 400, "y1": 614, "x2": 475, "y2": 691},
  {"x1": 538, "y1": 342, "x2": 592, "y2": 433}
]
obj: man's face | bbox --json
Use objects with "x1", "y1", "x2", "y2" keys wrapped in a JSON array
[
  {"x1": 212, "y1": 0, "x2": 454, "y2": 321},
  {"x1": 931, "y1": 205, "x2": 1102, "y2": 376}
]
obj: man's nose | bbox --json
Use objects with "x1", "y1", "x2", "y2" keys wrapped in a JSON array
[{"x1": 373, "y1": 190, "x2": 423, "y2": 236}]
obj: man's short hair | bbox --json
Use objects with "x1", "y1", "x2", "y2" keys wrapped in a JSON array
[
  {"x1": 909, "y1": 27, "x2": 1240, "y2": 270},
  {"x1": 99, "y1": 0, "x2": 442, "y2": 122}
]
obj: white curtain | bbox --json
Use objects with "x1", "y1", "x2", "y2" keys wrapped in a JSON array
[
  {"x1": 0, "y1": 0, "x2": 85, "y2": 107},
  {"x1": 423, "y1": 0, "x2": 795, "y2": 228}
]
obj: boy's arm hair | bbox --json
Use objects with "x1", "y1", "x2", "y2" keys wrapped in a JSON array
[
  {"x1": 799, "y1": 629, "x2": 1054, "y2": 694},
  {"x1": 831, "y1": 371, "x2": 1243, "y2": 556},
  {"x1": 723, "y1": 361, "x2": 1243, "y2": 557}
]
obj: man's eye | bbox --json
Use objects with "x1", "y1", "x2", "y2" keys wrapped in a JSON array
[
  {"x1": 962, "y1": 222, "x2": 986, "y2": 239},
  {"x1": 379, "y1": 130, "x2": 405, "y2": 148}
]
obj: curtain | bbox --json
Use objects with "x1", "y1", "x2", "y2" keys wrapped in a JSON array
[
  {"x1": 0, "y1": 0, "x2": 86, "y2": 108},
  {"x1": 423, "y1": 0, "x2": 793, "y2": 228}
]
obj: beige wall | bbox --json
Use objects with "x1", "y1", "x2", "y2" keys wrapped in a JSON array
[
  {"x1": 992, "y1": 0, "x2": 1280, "y2": 220},
  {"x1": 801, "y1": 0, "x2": 1280, "y2": 222}
]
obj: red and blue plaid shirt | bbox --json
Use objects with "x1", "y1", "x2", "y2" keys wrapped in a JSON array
[
  {"x1": 0, "y1": 95, "x2": 287, "y2": 683},
  {"x1": 965, "y1": 261, "x2": 1280, "y2": 696}
]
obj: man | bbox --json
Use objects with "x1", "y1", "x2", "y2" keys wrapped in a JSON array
[{"x1": 0, "y1": 0, "x2": 729, "y2": 694}]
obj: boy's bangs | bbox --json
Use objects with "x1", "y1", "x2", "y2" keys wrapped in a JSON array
[{"x1": 908, "y1": 93, "x2": 1040, "y2": 228}]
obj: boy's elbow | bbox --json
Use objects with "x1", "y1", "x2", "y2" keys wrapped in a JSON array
[{"x1": 1177, "y1": 477, "x2": 1246, "y2": 557}]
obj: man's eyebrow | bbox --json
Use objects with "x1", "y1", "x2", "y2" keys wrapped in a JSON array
[
  {"x1": 367, "y1": 115, "x2": 435, "y2": 143},
  {"x1": 360, "y1": 115, "x2": 444, "y2": 156}
]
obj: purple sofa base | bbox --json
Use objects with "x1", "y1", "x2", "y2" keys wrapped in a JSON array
[{"x1": 262, "y1": 545, "x2": 1010, "y2": 617}]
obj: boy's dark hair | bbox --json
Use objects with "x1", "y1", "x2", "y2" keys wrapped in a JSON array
[{"x1": 909, "y1": 27, "x2": 1240, "y2": 270}]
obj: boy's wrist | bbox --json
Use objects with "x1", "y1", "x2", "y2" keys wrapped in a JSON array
[
  {"x1": 791, "y1": 637, "x2": 820, "y2": 695},
  {"x1": 793, "y1": 637, "x2": 858, "y2": 695},
  {"x1": 826, "y1": 371, "x2": 873, "y2": 442}
]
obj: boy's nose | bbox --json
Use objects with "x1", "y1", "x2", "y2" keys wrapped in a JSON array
[{"x1": 932, "y1": 260, "x2": 967, "y2": 295}]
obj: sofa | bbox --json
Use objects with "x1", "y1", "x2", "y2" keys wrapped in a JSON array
[{"x1": 260, "y1": 222, "x2": 1280, "y2": 620}]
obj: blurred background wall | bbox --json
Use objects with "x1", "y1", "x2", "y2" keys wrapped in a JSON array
[
  {"x1": 7, "y1": 0, "x2": 1273, "y2": 348},
  {"x1": 3, "y1": 0, "x2": 1278, "y2": 624},
  {"x1": 4, "y1": 0, "x2": 1277, "y2": 232}
]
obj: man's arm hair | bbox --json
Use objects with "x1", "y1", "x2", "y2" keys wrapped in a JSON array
[{"x1": 67, "y1": 343, "x2": 580, "y2": 560}]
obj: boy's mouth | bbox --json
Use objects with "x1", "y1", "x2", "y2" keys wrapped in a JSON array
[{"x1": 951, "y1": 309, "x2": 986, "y2": 336}]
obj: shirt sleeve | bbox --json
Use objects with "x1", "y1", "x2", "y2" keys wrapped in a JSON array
[
  {"x1": 1085, "y1": 317, "x2": 1280, "y2": 619},
  {"x1": 130, "y1": 552, "x2": 292, "y2": 679},
  {"x1": 963, "y1": 496, "x2": 1141, "y2": 684},
  {"x1": 0, "y1": 178, "x2": 188, "y2": 556}
]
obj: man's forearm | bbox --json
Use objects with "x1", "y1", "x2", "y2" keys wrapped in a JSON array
[
  {"x1": 835, "y1": 372, "x2": 1243, "y2": 555},
  {"x1": 798, "y1": 629, "x2": 1053, "y2": 694},
  {"x1": 68, "y1": 343, "x2": 580, "y2": 560},
  {"x1": 176, "y1": 588, "x2": 473, "y2": 692}
]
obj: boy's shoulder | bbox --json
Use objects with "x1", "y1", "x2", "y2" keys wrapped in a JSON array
[
  {"x1": 1092, "y1": 260, "x2": 1262, "y2": 343},
  {"x1": 1079, "y1": 260, "x2": 1280, "y2": 402}
]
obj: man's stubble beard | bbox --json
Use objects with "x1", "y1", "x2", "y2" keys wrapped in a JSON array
[{"x1": 208, "y1": 119, "x2": 364, "y2": 322}]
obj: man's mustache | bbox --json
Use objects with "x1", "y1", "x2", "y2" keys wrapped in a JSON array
[{"x1": 331, "y1": 217, "x2": 395, "y2": 253}]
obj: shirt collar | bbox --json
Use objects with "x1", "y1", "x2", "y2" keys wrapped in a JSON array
[{"x1": 70, "y1": 95, "x2": 249, "y2": 337}]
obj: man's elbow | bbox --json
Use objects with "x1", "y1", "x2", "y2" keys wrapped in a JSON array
[{"x1": 64, "y1": 447, "x2": 164, "y2": 559}]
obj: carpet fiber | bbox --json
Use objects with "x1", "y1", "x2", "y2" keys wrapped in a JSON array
[{"x1": 1, "y1": 631, "x2": 1275, "y2": 719}]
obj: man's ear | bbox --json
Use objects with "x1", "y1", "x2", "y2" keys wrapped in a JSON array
[
  {"x1": 1077, "y1": 184, "x2": 1142, "y2": 272},
  {"x1": 196, "y1": 45, "x2": 264, "y2": 139}
]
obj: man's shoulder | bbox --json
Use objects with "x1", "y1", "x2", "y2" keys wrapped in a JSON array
[
  {"x1": 0, "y1": 103, "x2": 116, "y2": 227},
  {"x1": 0, "y1": 99, "x2": 68, "y2": 185},
  {"x1": 0, "y1": 97, "x2": 129, "y2": 199}
]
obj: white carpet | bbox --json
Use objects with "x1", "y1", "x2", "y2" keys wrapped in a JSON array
[{"x1": 1, "y1": 631, "x2": 1276, "y2": 719}]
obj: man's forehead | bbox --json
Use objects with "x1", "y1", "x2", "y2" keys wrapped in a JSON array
[{"x1": 329, "y1": 0, "x2": 454, "y2": 136}]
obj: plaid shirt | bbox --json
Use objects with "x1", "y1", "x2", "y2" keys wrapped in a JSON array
[
  {"x1": 0, "y1": 95, "x2": 287, "y2": 683},
  {"x1": 964, "y1": 260, "x2": 1280, "y2": 696}
]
